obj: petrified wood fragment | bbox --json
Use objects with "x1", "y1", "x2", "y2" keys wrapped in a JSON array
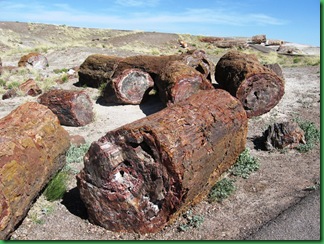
[
  {"x1": 264, "y1": 121, "x2": 305, "y2": 150},
  {"x1": 38, "y1": 89, "x2": 94, "y2": 126},
  {"x1": 77, "y1": 89, "x2": 247, "y2": 233},
  {"x1": 18, "y1": 52, "x2": 48, "y2": 69},
  {"x1": 156, "y1": 60, "x2": 213, "y2": 105},
  {"x1": 215, "y1": 50, "x2": 285, "y2": 118},
  {"x1": 0, "y1": 102, "x2": 70, "y2": 240},
  {"x1": 103, "y1": 68, "x2": 154, "y2": 104}
]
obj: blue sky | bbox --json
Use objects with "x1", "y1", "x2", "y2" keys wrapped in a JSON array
[{"x1": 0, "y1": 0, "x2": 320, "y2": 46}]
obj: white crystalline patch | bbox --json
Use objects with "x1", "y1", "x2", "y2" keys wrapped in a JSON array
[{"x1": 113, "y1": 171, "x2": 124, "y2": 184}]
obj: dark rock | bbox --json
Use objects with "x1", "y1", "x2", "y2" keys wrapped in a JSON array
[
  {"x1": 0, "y1": 102, "x2": 70, "y2": 240},
  {"x1": 2, "y1": 89, "x2": 17, "y2": 100},
  {"x1": 264, "y1": 121, "x2": 306, "y2": 150}
]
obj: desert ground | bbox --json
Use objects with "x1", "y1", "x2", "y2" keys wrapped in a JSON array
[{"x1": 0, "y1": 21, "x2": 320, "y2": 240}]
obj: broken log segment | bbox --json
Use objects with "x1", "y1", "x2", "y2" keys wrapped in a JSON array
[
  {"x1": 78, "y1": 54, "x2": 123, "y2": 88},
  {"x1": 0, "y1": 102, "x2": 70, "y2": 240},
  {"x1": 215, "y1": 50, "x2": 285, "y2": 118},
  {"x1": 156, "y1": 60, "x2": 213, "y2": 105},
  {"x1": 103, "y1": 68, "x2": 154, "y2": 105},
  {"x1": 77, "y1": 89, "x2": 248, "y2": 234},
  {"x1": 38, "y1": 89, "x2": 94, "y2": 126}
]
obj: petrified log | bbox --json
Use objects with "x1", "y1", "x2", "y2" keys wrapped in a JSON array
[
  {"x1": 38, "y1": 89, "x2": 94, "y2": 126},
  {"x1": 18, "y1": 52, "x2": 48, "y2": 69},
  {"x1": 215, "y1": 50, "x2": 285, "y2": 118},
  {"x1": 77, "y1": 89, "x2": 248, "y2": 234},
  {"x1": 78, "y1": 50, "x2": 213, "y2": 90},
  {"x1": 251, "y1": 34, "x2": 266, "y2": 44},
  {"x1": 103, "y1": 68, "x2": 154, "y2": 104},
  {"x1": 263, "y1": 122, "x2": 305, "y2": 151},
  {"x1": 156, "y1": 60, "x2": 213, "y2": 105},
  {"x1": 78, "y1": 55, "x2": 123, "y2": 88},
  {"x1": 0, "y1": 102, "x2": 70, "y2": 240}
]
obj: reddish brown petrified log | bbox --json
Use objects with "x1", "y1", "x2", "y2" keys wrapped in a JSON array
[
  {"x1": 38, "y1": 89, "x2": 94, "y2": 126},
  {"x1": 103, "y1": 68, "x2": 154, "y2": 104},
  {"x1": 215, "y1": 50, "x2": 285, "y2": 118},
  {"x1": 263, "y1": 63, "x2": 284, "y2": 79},
  {"x1": 78, "y1": 55, "x2": 123, "y2": 88},
  {"x1": 77, "y1": 89, "x2": 247, "y2": 234},
  {"x1": 78, "y1": 50, "x2": 213, "y2": 91},
  {"x1": 156, "y1": 60, "x2": 213, "y2": 105},
  {"x1": 0, "y1": 102, "x2": 70, "y2": 240}
]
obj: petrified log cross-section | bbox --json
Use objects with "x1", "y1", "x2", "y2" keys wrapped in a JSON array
[
  {"x1": 215, "y1": 50, "x2": 285, "y2": 118},
  {"x1": 77, "y1": 89, "x2": 248, "y2": 234},
  {"x1": 0, "y1": 102, "x2": 70, "y2": 240}
]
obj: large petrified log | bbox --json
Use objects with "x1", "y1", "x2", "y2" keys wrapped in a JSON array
[
  {"x1": 156, "y1": 60, "x2": 213, "y2": 105},
  {"x1": 77, "y1": 89, "x2": 248, "y2": 233},
  {"x1": 38, "y1": 89, "x2": 94, "y2": 126},
  {"x1": 78, "y1": 51, "x2": 213, "y2": 99},
  {"x1": 215, "y1": 50, "x2": 285, "y2": 118},
  {"x1": 0, "y1": 102, "x2": 70, "y2": 240}
]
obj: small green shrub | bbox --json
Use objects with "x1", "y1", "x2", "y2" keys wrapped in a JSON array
[
  {"x1": 0, "y1": 79, "x2": 6, "y2": 87},
  {"x1": 295, "y1": 119, "x2": 320, "y2": 153},
  {"x1": 7, "y1": 81, "x2": 20, "y2": 89},
  {"x1": 43, "y1": 171, "x2": 69, "y2": 202},
  {"x1": 230, "y1": 148, "x2": 260, "y2": 179},
  {"x1": 178, "y1": 210, "x2": 204, "y2": 232},
  {"x1": 53, "y1": 68, "x2": 69, "y2": 74},
  {"x1": 66, "y1": 143, "x2": 90, "y2": 164},
  {"x1": 208, "y1": 178, "x2": 236, "y2": 203}
]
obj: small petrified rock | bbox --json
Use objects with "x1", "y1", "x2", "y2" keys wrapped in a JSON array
[
  {"x1": 38, "y1": 89, "x2": 94, "y2": 126},
  {"x1": 19, "y1": 79, "x2": 42, "y2": 96},
  {"x1": 2, "y1": 89, "x2": 17, "y2": 100},
  {"x1": 264, "y1": 121, "x2": 306, "y2": 150},
  {"x1": 18, "y1": 52, "x2": 49, "y2": 69},
  {"x1": 0, "y1": 102, "x2": 70, "y2": 240}
]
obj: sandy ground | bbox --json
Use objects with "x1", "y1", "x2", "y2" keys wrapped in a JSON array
[{"x1": 0, "y1": 22, "x2": 320, "y2": 240}]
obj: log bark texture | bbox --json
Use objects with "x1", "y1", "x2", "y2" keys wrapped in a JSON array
[
  {"x1": 0, "y1": 102, "x2": 70, "y2": 240},
  {"x1": 215, "y1": 50, "x2": 285, "y2": 118},
  {"x1": 38, "y1": 89, "x2": 94, "y2": 126},
  {"x1": 156, "y1": 60, "x2": 213, "y2": 105},
  {"x1": 77, "y1": 89, "x2": 248, "y2": 234},
  {"x1": 78, "y1": 55, "x2": 123, "y2": 88}
]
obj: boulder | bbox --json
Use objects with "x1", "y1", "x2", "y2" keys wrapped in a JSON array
[
  {"x1": 0, "y1": 102, "x2": 70, "y2": 240},
  {"x1": 18, "y1": 52, "x2": 49, "y2": 69},
  {"x1": 38, "y1": 89, "x2": 94, "y2": 126}
]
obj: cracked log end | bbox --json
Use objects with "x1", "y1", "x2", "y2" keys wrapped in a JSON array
[
  {"x1": 104, "y1": 68, "x2": 154, "y2": 104},
  {"x1": 237, "y1": 72, "x2": 285, "y2": 117},
  {"x1": 215, "y1": 50, "x2": 285, "y2": 118},
  {"x1": 77, "y1": 89, "x2": 248, "y2": 234}
]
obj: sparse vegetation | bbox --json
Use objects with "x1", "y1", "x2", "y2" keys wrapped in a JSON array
[
  {"x1": 66, "y1": 143, "x2": 91, "y2": 164},
  {"x1": 43, "y1": 170, "x2": 69, "y2": 202},
  {"x1": 230, "y1": 148, "x2": 260, "y2": 179},
  {"x1": 294, "y1": 119, "x2": 320, "y2": 153},
  {"x1": 208, "y1": 178, "x2": 236, "y2": 203},
  {"x1": 178, "y1": 210, "x2": 204, "y2": 232}
]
